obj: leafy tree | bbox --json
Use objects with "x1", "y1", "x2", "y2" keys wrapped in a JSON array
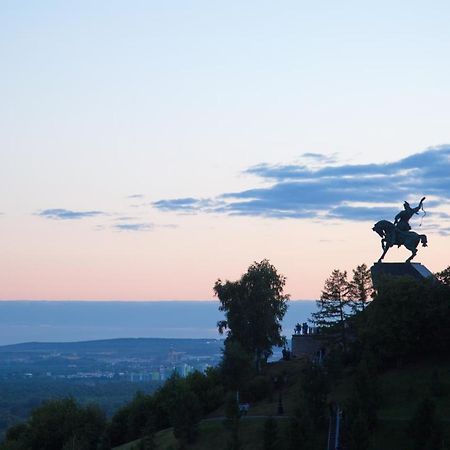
[
  {"x1": 347, "y1": 264, "x2": 374, "y2": 313},
  {"x1": 344, "y1": 359, "x2": 380, "y2": 450},
  {"x1": 1, "y1": 398, "x2": 106, "y2": 450},
  {"x1": 435, "y1": 266, "x2": 450, "y2": 285},
  {"x1": 220, "y1": 340, "x2": 254, "y2": 393},
  {"x1": 224, "y1": 393, "x2": 241, "y2": 450},
  {"x1": 311, "y1": 269, "x2": 350, "y2": 348},
  {"x1": 214, "y1": 259, "x2": 289, "y2": 371},
  {"x1": 301, "y1": 363, "x2": 329, "y2": 429},
  {"x1": 357, "y1": 277, "x2": 450, "y2": 366},
  {"x1": 109, "y1": 392, "x2": 157, "y2": 446},
  {"x1": 184, "y1": 368, "x2": 224, "y2": 415},
  {"x1": 156, "y1": 374, "x2": 202, "y2": 449}
]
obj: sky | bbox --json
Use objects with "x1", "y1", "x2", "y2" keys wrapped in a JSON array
[{"x1": 2, "y1": 1, "x2": 450, "y2": 300}]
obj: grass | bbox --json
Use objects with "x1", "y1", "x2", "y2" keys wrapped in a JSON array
[
  {"x1": 329, "y1": 356, "x2": 450, "y2": 449},
  {"x1": 115, "y1": 356, "x2": 450, "y2": 449},
  {"x1": 114, "y1": 417, "x2": 290, "y2": 450}
]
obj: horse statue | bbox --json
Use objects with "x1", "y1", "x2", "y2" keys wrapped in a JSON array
[{"x1": 372, "y1": 219, "x2": 427, "y2": 263}]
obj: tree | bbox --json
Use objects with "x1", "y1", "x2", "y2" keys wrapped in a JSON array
[
  {"x1": 1, "y1": 398, "x2": 106, "y2": 450},
  {"x1": 214, "y1": 259, "x2": 289, "y2": 371},
  {"x1": 347, "y1": 264, "x2": 374, "y2": 313},
  {"x1": 357, "y1": 277, "x2": 450, "y2": 365},
  {"x1": 224, "y1": 393, "x2": 241, "y2": 450},
  {"x1": 220, "y1": 340, "x2": 254, "y2": 393},
  {"x1": 311, "y1": 269, "x2": 350, "y2": 348},
  {"x1": 158, "y1": 374, "x2": 202, "y2": 449},
  {"x1": 435, "y1": 266, "x2": 450, "y2": 285}
]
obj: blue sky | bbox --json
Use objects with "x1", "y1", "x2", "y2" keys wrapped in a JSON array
[{"x1": 1, "y1": 1, "x2": 450, "y2": 299}]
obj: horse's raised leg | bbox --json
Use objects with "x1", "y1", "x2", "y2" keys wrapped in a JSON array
[
  {"x1": 378, "y1": 245, "x2": 389, "y2": 263},
  {"x1": 406, "y1": 248, "x2": 417, "y2": 263},
  {"x1": 421, "y1": 235, "x2": 428, "y2": 247}
]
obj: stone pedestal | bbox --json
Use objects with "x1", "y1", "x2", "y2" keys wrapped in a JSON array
[
  {"x1": 370, "y1": 262, "x2": 435, "y2": 289},
  {"x1": 291, "y1": 334, "x2": 324, "y2": 360}
]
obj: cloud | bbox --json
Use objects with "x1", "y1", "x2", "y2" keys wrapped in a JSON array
[
  {"x1": 152, "y1": 145, "x2": 450, "y2": 232},
  {"x1": 37, "y1": 209, "x2": 105, "y2": 220},
  {"x1": 153, "y1": 198, "x2": 218, "y2": 214},
  {"x1": 114, "y1": 223, "x2": 154, "y2": 232},
  {"x1": 300, "y1": 152, "x2": 338, "y2": 163},
  {"x1": 127, "y1": 194, "x2": 144, "y2": 199}
]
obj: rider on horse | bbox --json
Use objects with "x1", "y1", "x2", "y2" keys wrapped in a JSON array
[
  {"x1": 393, "y1": 197, "x2": 426, "y2": 246},
  {"x1": 372, "y1": 197, "x2": 428, "y2": 263}
]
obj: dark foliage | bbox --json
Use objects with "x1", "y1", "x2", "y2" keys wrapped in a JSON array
[
  {"x1": 220, "y1": 340, "x2": 254, "y2": 394},
  {"x1": 353, "y1": 278, "x2": 450, "y2": 366},
  {"x1": 223, "y1": 393, "x2": 241, "y2": 450},
  {"x1": 435, "y1": 266, "x2": 450, "y2": 286},
  {"x1": 347, "y1": 264, "x2": 374, "y2": 313},
  {"x1": 0, "y1": 398, "x2": 106, "y2": 450},
  {"x1": 263, "y1": 416, "x2": 278, "y2": 450},
  {"x1": 408, "y1": 398, "x2": 444, "y2": 450},
  {"x1": 214, "y1": 259, "x2": 289, "y2": 370}
]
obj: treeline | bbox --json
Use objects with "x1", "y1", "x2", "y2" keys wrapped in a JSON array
[
  {"x1": 1, "y1": 260, "x2": 291, "y2": 450},
  {"x1": 2, "y1": 262, "x2": 450, "y2": 449},
  {"x1": 0, "y1": 368, "x2": 223, "y2": 450}
]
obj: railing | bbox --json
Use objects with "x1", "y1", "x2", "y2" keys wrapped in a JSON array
[{"x1": 327, "y1": 404, "x2": 341, "y2": 450}]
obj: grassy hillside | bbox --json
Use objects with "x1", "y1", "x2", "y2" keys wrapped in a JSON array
[
  {"x1": 114, "y1": 418, "x2": 287, "y2": 450},
  {"x1": 115, "y1": 355, "x2": 450, "y2": 450},
  {"x1": 330, "y1": 356, "x2": 450, "y2": 449}
]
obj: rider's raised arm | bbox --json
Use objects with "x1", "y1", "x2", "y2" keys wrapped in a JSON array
[{"x1": 412, "y1": 197, "x2": 426, "y2": 214}]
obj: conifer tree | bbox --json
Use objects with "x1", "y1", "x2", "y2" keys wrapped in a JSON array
[
  {"x1": 311, "y1": 269, "x2": 350, "y2": 347},
  {"x1": 348, "y1": 264, "x2": 374, "y2": 313}
]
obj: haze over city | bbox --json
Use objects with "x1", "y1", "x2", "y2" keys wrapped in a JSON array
[{"x1": 2, "y1": 1, "x2": 450, "y2": 301}]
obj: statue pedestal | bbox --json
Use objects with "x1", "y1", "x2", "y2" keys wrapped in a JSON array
[{"x1": 370, "y1": 262, "x2": 434, "y2": 288}]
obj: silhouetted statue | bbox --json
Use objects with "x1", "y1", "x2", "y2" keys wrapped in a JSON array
[
  {"x1": 394, "y1": 197, "x2": 426, "y2": 232},
  {"x1": 373, "y1": 197, "x2": 428, "y2": 263}
]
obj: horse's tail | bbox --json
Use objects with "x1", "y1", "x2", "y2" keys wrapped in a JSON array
[{"x1": 420, "y1": 234, "x2": 428, "y2": 247}]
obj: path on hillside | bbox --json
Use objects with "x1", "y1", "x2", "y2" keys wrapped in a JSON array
[{"x1": 204, "y1": 414, "x2": 291, "y2": 422}]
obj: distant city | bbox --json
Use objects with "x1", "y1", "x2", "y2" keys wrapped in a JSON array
[{"x1": 0, "y1": 338, "x2": 223, "y2": 384}]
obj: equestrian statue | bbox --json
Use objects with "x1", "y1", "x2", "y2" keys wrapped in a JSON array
[{"x1": 372, "y1": 197, "x2": 428, "y2": 263}]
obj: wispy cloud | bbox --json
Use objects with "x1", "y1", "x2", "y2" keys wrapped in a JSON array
[
  {"x1": 127, "y1": 194, "x2": 144, "y2": 199},
  {"x1": 300, "y1": 152, "x2": 338, "y2": 164},
  {"x1": 153, "y1": 145, "x2": 450, "y2": 230},
  {"x1": 113, "y1": 223, "x2": 154, "y2": 232},
  {"x1": 37, "y1": 209, "x2": 105, "y2": 220},
  {"x1": 153, "y1": 198, "x2": 218, "y2": 214}
]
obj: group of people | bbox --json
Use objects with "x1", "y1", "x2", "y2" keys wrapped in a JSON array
[{"x1": 294, "y1": 322, "x2": 319, "y2": 336}]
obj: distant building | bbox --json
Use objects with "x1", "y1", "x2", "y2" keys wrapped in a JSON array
[{"x1": 151, "y1": 371, "x2": 160, "y2": 381}]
